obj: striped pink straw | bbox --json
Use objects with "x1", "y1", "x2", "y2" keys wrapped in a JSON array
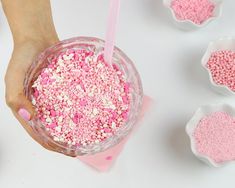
[{"x1": 104, "y1": 0, "x2": 121, "y2": 64}]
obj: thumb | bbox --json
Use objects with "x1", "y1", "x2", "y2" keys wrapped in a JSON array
[{"x1": 6, "y1": 93, "x2": 35, "y2": 121}]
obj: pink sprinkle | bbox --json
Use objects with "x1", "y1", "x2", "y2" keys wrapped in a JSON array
[
  {"x1": 31, "y1": 47, "x2": 131, "y2": 147},
  {"x1": 41, "y1": 73, "x2": 48, "y2": 79},
  {"x1": 79, "y1": 61, "x2": 85, "y2": 68},
  {"x1": 106, "y1": 156, "x2": 113, "y2": 160},
  {"x1": 83, "y1": 66, "x2": 90, "y2": 72},
  {"x1": 34, "y1": 90, "x2": 39, "y2": 98},
  {"x1": 121, "y1": 111, "x2": 128, "y2": 120},
  {"x1": 47, "y1": 122, "x2": 57, "y2": 129},
  {"x1": 124, "y1": 83, "x2": 130, "y2": 93},
  {"x1": 68, "y1": 49, "x2": 75, "y2": 54},
  {"x1": 50, "y1": 79, "x2": 56, "y2": 83},
  {"x1": 112, "y1": 64, "x2": 119, "y2": 71},
  {"x1": 72, "y1": 117, "x2": 79, "y2": 124},
  {"x1": 48, "y1": 64, "x2": 54, "y2": 69},
  {"x1": 73, "y1": 113, "x2": 83, "y2": 119},
  {"x1": 50, "y1": 110, "x2": 56, "y2": 117},
  {"x1": 122, "y1": 96, "x2": 129, "y2": 104},
  {"x1": 79, "y1": 99, "x2": 88, "y2": 106},
  {"x1": 40, "y1": 117, "x2": 46, "y2": 123},
  {"x1": 112, "y1": 111, "x2": 118, "y2": 119},
  {"x1": 207, "y1": 50, "x2": 235, "y2": 92},
  {"x1": 97, "y1": 54, "x2": 104, "y2": 62},
  {"x1": 74, "y1": 53, "x2": 79, "y2": 61},
  {"x1": 194, "y1": 112, "x2": 235, "y2": 163},
  {"x1": 170, "y1": 0, "x2": 215, "y2": 25},
  {"x1": 104, "y1": 128, "x2": 112, "y2": 133},
  {"x1": 41, "y1": 79, "x2": 48, "y2": 85}
]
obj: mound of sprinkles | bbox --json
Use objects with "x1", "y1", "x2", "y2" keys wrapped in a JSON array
[
  {"x1": 193, "y1": 112, "x2": 235, "y2": 163},
  {"x1": 31, "y1": 48, "x2": 131, "y2": 147},
  {"x1": 207, "y1": 50, "x2": 235, "y2": 92},
  {"x1": 170, "y1": 0, "x2": 215, "y2": 25}
]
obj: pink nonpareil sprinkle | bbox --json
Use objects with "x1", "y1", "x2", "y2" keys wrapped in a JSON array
[
  {"x1": 31, "y1": 48, "x2": 131, "y2": 147},
  {"x1": 170, "y1": 0, "x2": 215, "y2": 25},
  {"x1": 193, "y1": 112, "x2": 235, "y2": 163},
  {"x1": 207, "y1": 50, "x2": 235, "y2": 92}
]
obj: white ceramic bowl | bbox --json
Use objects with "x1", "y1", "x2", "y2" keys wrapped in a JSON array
[
  {"x1": 186, "y1": 104, "x2": 235, "y2": 167},
  {"x1": 201, "y1": 37, "x2": 235, "y2": 95},
  {"x1": 163, "y1": 0, "x2": 223, "y2": 30}
]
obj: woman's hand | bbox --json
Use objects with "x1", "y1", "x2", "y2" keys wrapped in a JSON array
[
  {"x1": 4, "y1": 39, "x2": 63, "y2": 153},
  {"x1": 2, "y1": 0, "x2": 75, "y2": 156}
]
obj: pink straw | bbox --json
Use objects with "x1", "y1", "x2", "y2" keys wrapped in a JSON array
[{"x1": 104, "y1": 0, "x2": 121, "y2": 64}]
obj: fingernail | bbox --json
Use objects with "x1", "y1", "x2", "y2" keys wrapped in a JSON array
[{"x1": 18, "y1": 108, "x2": 31, "y2": 121}]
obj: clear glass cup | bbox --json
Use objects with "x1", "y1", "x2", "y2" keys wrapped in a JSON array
[{"x1": 24, "y1": 37, "x2": 143, "y2": 156}]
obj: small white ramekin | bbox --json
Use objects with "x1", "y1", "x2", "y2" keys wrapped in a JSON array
[
  {"x1": 186, "y1": 104, "x2": 235, "y2": 167},
  {"x1": 201, "y1": 37, "x2": 235, "y2": 95},
  {"x1": 163, "y1": 0, "x2": 223, "y2": 30}
]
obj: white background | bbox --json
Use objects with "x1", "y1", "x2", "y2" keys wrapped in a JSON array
[{"x1": 1, "y1": 0, "x2": 235, "y2": 187}]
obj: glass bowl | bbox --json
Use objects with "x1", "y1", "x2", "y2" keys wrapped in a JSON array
[{"x1": 24, "y1": 36, "x2": 143, "y2": 156}]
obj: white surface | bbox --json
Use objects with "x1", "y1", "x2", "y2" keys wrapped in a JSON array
[{"x1": 1, "y1": 0, "x2": 235, "y2": 187}]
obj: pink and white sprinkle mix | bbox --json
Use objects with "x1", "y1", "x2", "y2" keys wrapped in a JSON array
[
  {"x1": 207, "y1": 50, "x2": 235, "y2": 92},
  {"x1": 194, "y1": 112, "x2": 235, "y2": 163},
  {"x1": 32, "y1": 48, "x2": 131, "y2": 147},
  {"x1": 170, "y1": 0, "x2": 215, "y2": 25}
]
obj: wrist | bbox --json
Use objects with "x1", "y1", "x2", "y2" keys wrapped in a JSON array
[{"x1": 14, "y1": 34, "x2": 59, "y2": 50}]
